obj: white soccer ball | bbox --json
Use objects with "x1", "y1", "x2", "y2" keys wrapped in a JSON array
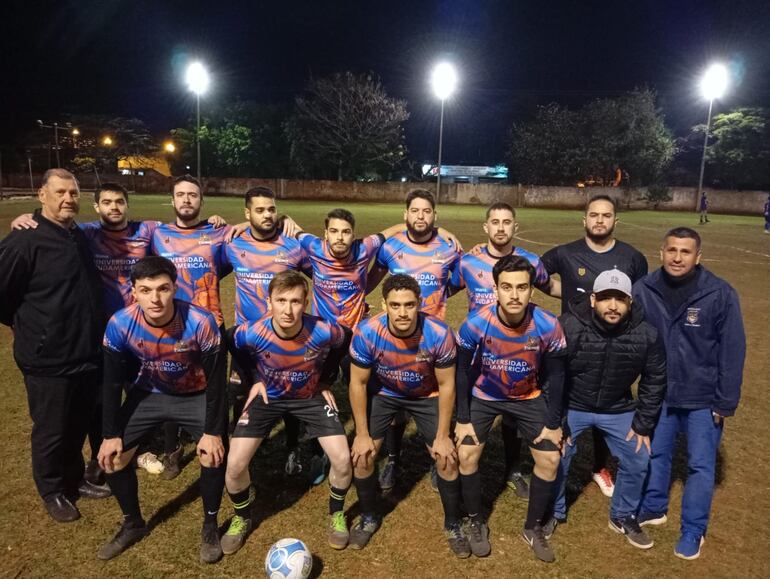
[{"x1": 264, "y1": 538, "x2": 313, "y2": 579}]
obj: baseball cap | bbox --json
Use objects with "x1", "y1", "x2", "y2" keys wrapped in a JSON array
[{"x1": 593, "y1": 269, "x2": 632, "y2": 297}]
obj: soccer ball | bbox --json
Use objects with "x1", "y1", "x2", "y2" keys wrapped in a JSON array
[{"x1": 264, "y1": 538, "x2": 313, "y2": 579}]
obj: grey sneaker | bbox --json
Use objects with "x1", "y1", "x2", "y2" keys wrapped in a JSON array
[
  {"x1": 378, "y1": 460, "x2": 397, "y2": 492},
  {"x1": 506, "y1": 471, "x2": 530, "y2": 500},
  {"x1": 542, "y1": 516, "x2": 565, "y2": 540},
  {"x1": 200, "y1": 521, "x2": 223, "y2": 564},
  {"x1": 97, "y1": 521, "x2": 147, "y2": 560},
  {"x1": 285, "y1": 448, "x2": 302, "y2": 475},
  {"x1": 348, "y1": 515, "x2": 380, "y2": 549},
  {"x1": 522, "y1": 526, "x2": 555, "y2": 563},
  {"x1": 221, "y1": 515, "x2": 253, "y2": 555},
  {"x1": 609, "y1": 515, "x2": 654, "y2": 549},
  {"x1": 467, "y1": 519, "x2": 491, "y2": 557},
  {"x1": 445, "y1": 522, "x2": 471, "y2": 558}
]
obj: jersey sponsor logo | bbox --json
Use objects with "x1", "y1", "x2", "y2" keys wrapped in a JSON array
[
  {"x1": 174, "y1": 339, "x2": 191, "y2": 353},
  {"x1": 524, "y1": 336, "x2": 539, "y2": 351},
  {"x1": 578, "y1": 266, "x2": 586, "y2": 276},
  {"x1": 198, "y1": 233, "x2": 212, "y2": 245},
  {"x1": 685, "y1": 308, "x2": 701, "y2": 327}
]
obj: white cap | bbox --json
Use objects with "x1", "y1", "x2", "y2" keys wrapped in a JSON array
[{"x1": 593, "y1": 269, "x2": 632, "y2": 297}]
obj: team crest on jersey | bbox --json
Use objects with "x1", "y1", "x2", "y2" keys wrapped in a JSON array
[
  {"x1": 198, "y1": 233, "x2": 212, "y2": 245},
  {"x1": 174, "y1": 339, "x2": 191, "y2": 353},
  {"x1": 685, "y1": 308, "x2": 701, "y2": 327},
  {"x1": 578, "y1": 267, "x2": 586, "y2": 276},
  {"x1": 274, "y1": 251, "x2": 289, "y2": 264},
  {"x1": 303, "y1": 348, "x2": 320, "y2": 361},
  {"x1": 431, "y1": 251, "x2": 446, "y2": 264},
  {"x1": 524, "y1": 336, "x2": 539, "y2": 351},
  {"x1": 415, "y1": 350, "x2": 431, "y2": 363}
]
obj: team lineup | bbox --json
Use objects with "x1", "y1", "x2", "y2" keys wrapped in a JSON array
[{"x1": 0, "y1": 169, "x2": 746, "y2": 567}]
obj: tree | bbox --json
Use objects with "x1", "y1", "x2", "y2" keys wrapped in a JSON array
[
  {"x1": 286, "y1": 72, "x2": 409, "y2": 180},
  {"x1": 704, "y1": 107, "x2": 770, "y2": 189}
]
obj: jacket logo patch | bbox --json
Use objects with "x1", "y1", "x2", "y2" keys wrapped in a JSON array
[
  {"x1": 685, "y1": 308, "x2": 701, "y2": 327},
  {"x1": 577, "y1": 267, "x2": 586, "y2": 277},
  {"x1": 524, "y1": 336, "x2": 539, "y2": 351}
]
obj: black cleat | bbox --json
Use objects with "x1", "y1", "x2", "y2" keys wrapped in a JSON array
[
  {"x1": 97, "y1": 521, "x2": 147, "y2": 560},
  {"x1": 44, "y1": 494, "x2": 80, "y2": 523}
]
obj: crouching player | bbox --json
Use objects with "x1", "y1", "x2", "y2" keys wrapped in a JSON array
[
  {"x1": 97, "y1": 256, "x2": 227, "y2": 563},
  {"x1": 348, "y1": 275, "x2": 464, "y2": 555},
  {"x1": 455, "y1": 255, "x2": 566, "y2": 563},
  {"x1": 222, "y1": 271, "x2": 352, "y2": 554}
]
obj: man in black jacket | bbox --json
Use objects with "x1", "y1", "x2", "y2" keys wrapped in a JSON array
[
  {"x1": 550, "y1": 269, "x2": 666, "y2": 549},
  {"x1": 0, "y1": 169, "x2": 106, "y2": 522}
]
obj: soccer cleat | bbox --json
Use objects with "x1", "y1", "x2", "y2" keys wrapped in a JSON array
[
  {"x1": 200, "y1": 520, "x2": 223, "y2": 564},
  {"x1": 445, "y1": 523, "x2": 471, "y2": 558},
  {"x1": 77, "y1": 479, "x2": 111, "y2": 499},
  {"x1": 378, "y1": 460, "x2": 397, "y2": 492},
  {"x1": 542, "y1": 516, "x2": 566, "y2": 540},
  {"x1": 136, "y1": 452, "x2": 165, "y2": 475},
  {"x1": 328, "y1": 511, "x2": 349, "y2": 550},
  {"x1": 285, "y1": 448, "x2": 303, "y2": 476},
  {"x1": 674, "y1": 533, "x2": 705, "y2": 560},
  {"x1": 161, "y1": 445, "x2": 184, "y2": 481},
  {"x1": 84, "y1": 459, "x2": 106, "y2": 486},
  {"x1": 522, "y1": 525, "x2": 556, "y2": 563},
  {"x1": 430, "y1": 463, "x2": 439, "y2": 493},
  {"x1": 638, "y1": 512, "x2": 668, "y2": 527},
  {"x1": 506, "y1": 471, "x2": 530, "y2": 500},
  {"x1": 44, "y1": 494, "x2": 81, "y2": 523},
  {"x1": 592, "y1": 468, "x2": 615, "y2": 497},
  {"x1": 609, "y1": 515, "x2": 654, "y2": 549},
  {"x1": 309, "y1": 454, "x2": 330, "y2": 486},
  {"x1": 220, "y1": 515, "x2": 253, "y2": 555},
  {"x1": 466, "y1": 519, "x2": 491, "y2": 557},
  {"x1": 348, "y1": 515, "x2": 380, "y2": 549},
  {"x1": 97, "y1": 520, "x2": 147, "y2": 560}
]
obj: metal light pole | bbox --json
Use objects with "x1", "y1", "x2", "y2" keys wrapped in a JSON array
[
  {"x1": 185, "y1": 62, "x2": 210, "y2": 183},
  {"x1": 431, "y1": 63, "x2": 457, "y2": 204},
  {"x1": 37, "y1": 120, "x2": 71, "y2": 168},
  {"x1": 697, "y1": 63, "x2": 728, "y2": 204},
  {"x1": 436, "y1": 99, "x2": 446, "y2": 203}
]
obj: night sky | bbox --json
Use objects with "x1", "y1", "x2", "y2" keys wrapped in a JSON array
[{"x1": 3, "y1": 0, "x2": 770, "y2": 165}]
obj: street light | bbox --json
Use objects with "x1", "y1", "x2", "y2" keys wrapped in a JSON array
[
  {"x1": 164, "y1": 141, "x2": 176, "y2": 153},
  {"x1": 696, "y1": 63, "x2": 728, "y2": 204},
  {"x1": 430, "y1": 62, "x2": 457, "y2": 203},
  {"x1": 102, "y1": 136, "x2": 113, "y2": 146},
  {"x1": 185, "y1": 61, "x2": 210, "y2": 183},
  {"x1": 71, "y1": 128, "x2": 80, "y2": 149}
]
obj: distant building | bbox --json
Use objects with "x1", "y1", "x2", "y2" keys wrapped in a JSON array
[{"x1": 117, "y1": 155, "x2": 172, "y2": 177}]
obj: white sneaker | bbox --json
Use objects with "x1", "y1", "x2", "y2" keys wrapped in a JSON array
[
  {"x1": 137, "y1": 452, "x2": 165, "y2": 475},
  {"x1": 592, "y1": 468, "x2": 615, "y2": 497}
]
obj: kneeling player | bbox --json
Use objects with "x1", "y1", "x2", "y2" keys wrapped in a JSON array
[
  {"x1": 222, "y1": 271, "x2": 352, "y2": 554},
  {"x1": 348, "y1": 275, "x2": 465, "y2": 555},
  {"x1": 97, "y1": 256, "x2": 227, "y2": 563},
  {"x1": 455, "y1": 255, "x2": 566, "y2": 563}
]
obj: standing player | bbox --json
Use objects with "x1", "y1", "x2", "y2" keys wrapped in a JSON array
[
  {"x1": 455, "y1": 255, "x2": 566, "y2": 563},
  {"x1": 96, "y1": 256, "x2": 227, "y2": 563},
  {"x1": 699, "y1": 192, "x2": 710, "y2": 224},
  {"x1": 541, "y1": 195, "x2": 648, "y2": 498},
  {"x1": 221, "y1": 271, "x2": 352, "y2": 553},
  {"x1": 763, "y1": 195, "x2": 770, "y2": 233},
  {"x1": 348, "y1": 275, "x2": 465, "y2": 555}
]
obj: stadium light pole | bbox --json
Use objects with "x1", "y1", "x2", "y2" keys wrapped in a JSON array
[
  {"x1": 697, "y1": 63, "x2": 728, "y2": 204},
  {"x1": 431, "y1": 62, "x2": 457, "y2": 204},
  {"x1": 185, "y1": 62, "x2": 210, "y2": 183}
]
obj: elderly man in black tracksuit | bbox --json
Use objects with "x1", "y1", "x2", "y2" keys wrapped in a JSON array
[{"x1": 550, "y1": 269, "x2": 666, "y2": 549}]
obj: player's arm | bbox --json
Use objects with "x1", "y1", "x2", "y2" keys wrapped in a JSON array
[
  {"x1": 433, "y1": 363, "x2": 458, "y2": 468},
  {"x1": 349, "y1": 362, "x2": 376, "y2": 468},
  {"x1": 317, "y1": 326, "x2": 353, "y2": 411},
  {"x1": 534, "y1": 349, "x2": 566, "y2": 447},
  {"x1": 198, "y1": 346, "x2": 226, "y2": 466},
  {"x1": 454, "y1": 345, "x2": 480, "y2": 445},
  {"x1": 713, "y1": 288, "x2": 746, "y2": 420},
  {"x1": 0, "y1": 242, "x2": 30, "y2": 326},
  {"x1": 10, "y1": 213, "x2": 37, "y2": 230},
  {"x1": 99, "y1": 346, "x2": 130, "y2": 472},
  {"x1": 628, "y1": 332, "x2": 667, "y2": 453},
  {"x1": 365, "y1": 262, "x2": 388, "y2": 295},
  {"x1": 540, "y1": 246, "x2": 562, "y2": 298}
]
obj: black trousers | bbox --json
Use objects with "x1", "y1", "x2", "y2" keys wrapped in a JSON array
[{"x1": 24, "y1": 371, "x2": 98, "y2": 501}]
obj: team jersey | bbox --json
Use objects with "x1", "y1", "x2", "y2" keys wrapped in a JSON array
[
  {"x1": 299, "y1": 232, "x2": 383, "y2": 329},
  {"x1": 79, "y1": 220, "x2": 160, "y2": 317},
  {"x1": 375, "y1": 230, "x2": 461, "y2": 320},
  {"x1": 457, "y1": 303, "x2": 566, "y2": 402},
  {"x1": 349, "y1": 312, "x2": 456, "y2": 399},
  {"x1": 451, "y1": 244, "x2": 550, "y2": 312},
  {"x1": 103, "y1": 300, "x2": 220, "y2": 395},
  {"x1": 151, "y1": 222, "x2": 232, "y2": 326},
  {"x1": 225, "y1": 229, "x2": 311, "y2": 324},
  {"x1": 233, "y1": 313, "x2": 345, "y2": 399}
]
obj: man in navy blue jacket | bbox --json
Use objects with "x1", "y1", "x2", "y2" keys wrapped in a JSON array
[{"x1": 632, "y1": 227, "x2": 745, "y2": 561}]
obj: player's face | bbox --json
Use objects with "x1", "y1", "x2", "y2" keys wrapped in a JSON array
[
  {"x1": 94, "y1": 190, "x2": 128, "y2": 228},
  {"x1": 324, "y1": 218, "x2": 355, "y2": 258},
  {"x1": 245, "y1": 195, "x2": 278, "y2": 236},
  {"x1": 405, "y1": 198, "x2": 436, "y2": 237},
  {"x1": 583, "y1": 200, "x2": 617, "y2": 242},
  {"x1": 660, "y1": 236, "x2": 701, "y2": 278},
  {"x1": 591, "y1": 290, "x2": 631, "y2": 325},
  {"x1": 483, "y1": 209, "x2": 517, "y2": 248},
  {"x1": 172, "y1": 182, "x2": 202, "y2": 222},
  {"x1": 494, "y1": 270, "x2": 534, "y2": 319},
  {"x1": 39, "y1": 176, "x2": 80, "y2": 224},
  {"x1": 383, "y1": 288, "x2": 420, "y2": 336},
  {"x1": 268, "y1": 285, "x2": 308, "y2": 332},
  {"x1": 132, "y1": 275, "x2": 176, "y2": 324}
]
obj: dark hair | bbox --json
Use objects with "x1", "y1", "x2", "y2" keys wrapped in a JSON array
[
  {"x1": 325, "y1": 208, "x2": 355, "y2": 229},
  {"x1": 492, "y1": 254, "x2": 536, "y2": 285},
  {"x1": 586, "y1": 194, "x2": 617, "y2": 214},
  {"x1": 172, "y1": 174, "x2": 201, "y2": 193},
  {"x1": 41, "y1": 168, "x2": 78, "y2": 188},
  {"x1": 245, "y1": 186, "x2": 276, "y2": 206},
  {"x1": 268, "y1": 270, "x2": 309, "y2": 298},
  {"x1": 382, "y1": 274, "x2": 421, "y2": 300},
  {"x1": 486, "y1": 202, "x2": 516, "y2": 219},
  {"x1": 406, "y1": 188, "x2": 436, "y2": 210},
  {"x1": 95, "y1": 182, "x2": 129, "y2": 203},
  {"x1": 663, "y1": 226, "x2": 701, "y2": 250},
  {"x1": 130, "y1": 256, "x2": 177, "y2": 284}
]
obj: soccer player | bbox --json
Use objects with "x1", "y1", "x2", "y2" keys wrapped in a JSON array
[
  {"x1": 222, "y1": 271, "x2": 353, "y2": 554},
  {"x1": 455, "y1": 254, "x2": 566, "y2": 563},
  {"x1": 96, "y1": 256, "x2": 227, "y2": 563},
  {"x1": 541, "y1": 194, "x2": 648, "y2": 497},
  {"x1": 634, "y1": 228, "x2": 745, "y2": 560},
  {"x1": 552, "y1": 269, "x2": 666, "y2": 547},
  {"x1": 699, "y1": 192, "x2": 710, "y2": 224},
  {"x1": 348, "y1": 275, "x2": 465, "y2": 555},
  {"x1": 763, "y1": 195, "x2": 770, "y2": 233}
]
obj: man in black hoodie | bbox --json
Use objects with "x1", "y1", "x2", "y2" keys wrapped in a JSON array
[
  {"x1": 0, "y1": 169, "x2": 105, "y2": 523},
  {"x1": 550, "y1": 269, "x2": 666, "y2": 549}
]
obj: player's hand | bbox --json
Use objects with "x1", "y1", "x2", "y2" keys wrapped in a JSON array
[
  {"x1": 561, "y1": 435, "x2": 573, "y2": 457},
  {"x1": 453, "y1": 422, "x2": 480, "y2": 446},
  {"x1": 207, "y1": 214, "x2": 227, "y2": 228},
  {"x1": 197, "y1": 434, "x2": 225, "y2": 467},
  {"x1": 534, "y1": 426, "x2": 563, "y2": 448},
  {"x1": 351, "y1": 434, "x2": 376, "y2": 469},
  {"x1": 468, "y1": 243, "x2": 484, "y2": 256},
  {"x1": 625, "y1": 429, "x2": 651, "y2": 454},
  {"x1": 244, "y1": 381, "x2": 268, "y2": 408},
  {"x1": 431, "y1": 435, "x2": 457, "y2": 470},
  {"x1": 280, "y1": 215, "x2": 301, "y2": 238},
  {"x1": 98, "y1": 438, "x2": 123, "y2": 473},
  {"x1": 11, "y1": 213, "x2": 37, "y2": 230},
  {"x1": 437, "y1": 227, "x2": 463, "y2": 252},
  {"x1": 712, "y1": 411, "x2": 725, "y2": 426},
  {"x1": 320, "y1": 389, "x2": 338, "y2": 413},
  {"x1": 226, "y1": 221, "x2": 250, "y2": 242}
]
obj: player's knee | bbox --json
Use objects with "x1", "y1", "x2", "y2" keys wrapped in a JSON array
[
  {"x1": 198, "y1": 453, "x2": 214, "y2": 468},
  {"x1": 437, "y1": 458, "x2": 458, "y2": 479},
  {"x1": 535, "y1": 450, "x2": 561, "y2": 474},
  {"x1": 328, "y1": 450, "x2": 352, "y2": 476},
  {"x1": 458, "y1": 446, "x2": 480, "y2": 469}
]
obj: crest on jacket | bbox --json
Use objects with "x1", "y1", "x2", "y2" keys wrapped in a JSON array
[{"x1": 685, "y1": 308, "x2": 701, "y2": 327}]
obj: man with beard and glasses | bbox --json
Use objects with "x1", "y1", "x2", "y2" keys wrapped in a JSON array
[{"x1": 541, "y1": 195, "x2": 648, "y2": 502}]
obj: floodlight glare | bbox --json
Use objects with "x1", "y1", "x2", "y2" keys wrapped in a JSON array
[
  {"x1": 164, "y1": 141, "x2": 176, "y2": 153},
  {"x1": 431, "y1": 63, "x2": 457, "y2": 100},
  {"x1": 186, "y1": 62, "x2": 210, "y2": 95},
  {"x1": 701, "y1": 63, "x2": 728, "y2": 101}
]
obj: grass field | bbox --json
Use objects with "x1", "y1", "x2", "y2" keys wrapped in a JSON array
[{"x1": 0, "y1": 195, "x2": 768, "y2": 578}]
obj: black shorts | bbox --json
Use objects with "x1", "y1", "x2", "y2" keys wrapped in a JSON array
[
  {"x1": 232, "y1": 396, "x2": 345, "y2": 440},
  {"x1": 368, "y1": 395, "x2": 440, "y2": 446},
  {"x1": 119, "y1": 390, "x2": 206, "y2": 451},
  {"x1": 469, "y1": 395, "x2": 558, "y2": 452}
]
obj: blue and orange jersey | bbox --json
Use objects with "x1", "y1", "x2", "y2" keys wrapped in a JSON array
[
  {"x1": 452, "y1": 244, "x2": 550, "y2": 312},
  {"x1": 375, "y1": 231, "x2": 461, "y2": 320},
  {"x1": 151, "y1": 222, "x2": 232, "y2": 326},
  {"x1": 299, "y1": 232, "x2": 383, "y2": 329},
  {"x1": 457, "y1": 303, "x2": 566, "y2": 401},
  {"x1": 103, "y1": 300, "x2": 221, "y2": 395},
  {"x1": 349, "y1": 312, "x2": 456, "y2": 399},
  {"x1": 233, "y1": 313, "x2": 346, "y2": 399},
  {"x1": 225, "y1": 230, "x2": 311, "y2": 324},
  {"x1": 79, "y1": 220, "x2": 160, "y2": 317}
]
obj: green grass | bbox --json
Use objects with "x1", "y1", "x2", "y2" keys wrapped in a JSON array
[{"x1": 0, "y1": 195, "x2": 768, "y2": 578}]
